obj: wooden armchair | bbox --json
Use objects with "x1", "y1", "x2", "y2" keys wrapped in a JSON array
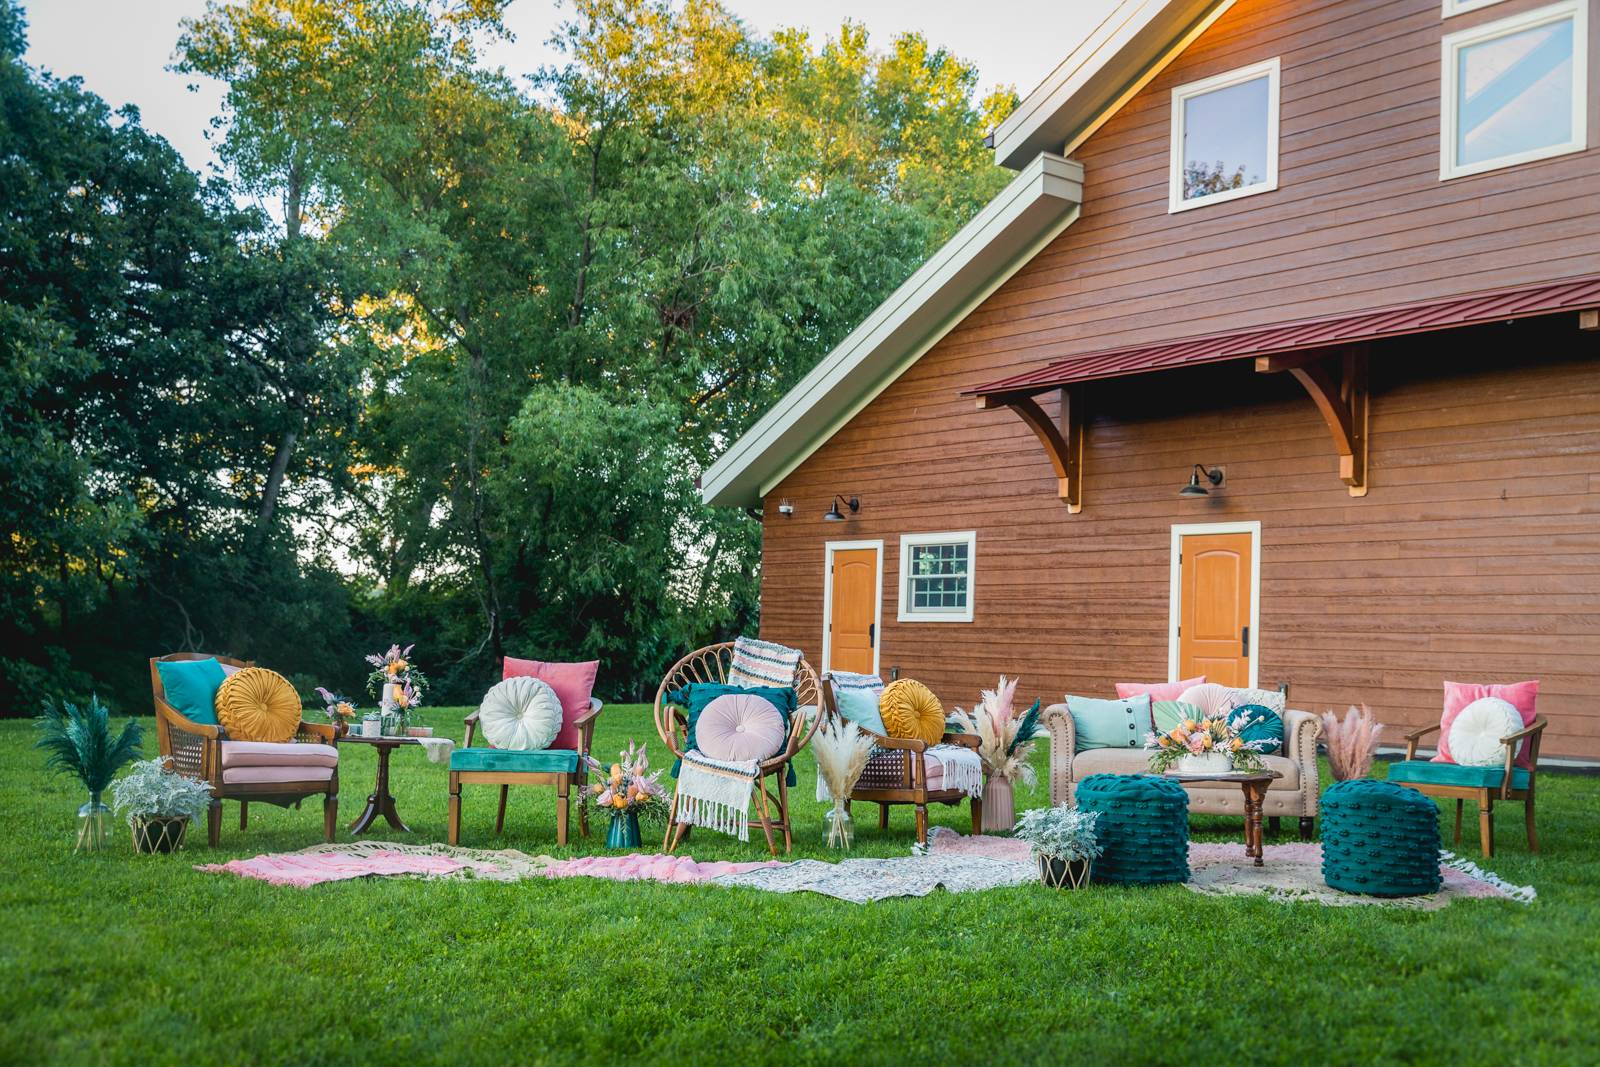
[
  {"x1": 820, "y1": 675, "x2": 982, "y2": 845},
  {"x1": 1389, "y1": 716, "x2": 1547, "y2": 857},
  {"x1": 150, "y1": 653, "x2": 338, "y2": 848},
  {"x1": 653, "y1": 642, "x2": 821, "y2": 855},
  {"x1": 446, "y1": 697, "x2": 604, "y2": 846}
]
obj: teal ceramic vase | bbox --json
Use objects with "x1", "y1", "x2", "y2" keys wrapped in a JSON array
[{"x1": 606, "y1": 810, "x2": 641, "y2": 849}]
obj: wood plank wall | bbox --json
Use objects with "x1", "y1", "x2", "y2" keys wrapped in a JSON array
[{"x1": 757, "y1": 0, "x2": 1600, "y2": 758}]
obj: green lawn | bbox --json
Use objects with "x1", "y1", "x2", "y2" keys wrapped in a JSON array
[{"x1": 1, "y1": 705, "x2": 1595, "y2": 1066}]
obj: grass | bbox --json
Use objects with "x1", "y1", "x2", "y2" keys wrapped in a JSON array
[{"x1": 1, "y1": 704, "x2": 1596, "y2": 1066}]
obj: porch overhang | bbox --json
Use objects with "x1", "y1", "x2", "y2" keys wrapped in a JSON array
[{"x1": 965, "y1": 274, "x2": 1600, "y2": 505}]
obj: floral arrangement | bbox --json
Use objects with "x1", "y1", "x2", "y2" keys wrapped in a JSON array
[
  {"x1": 947, "y1": 676, "x2": 1043, "y2": 784},
  {"x1": 812, "y1": 718, "x2": 875, "y2": 848},
  {"x1": 582, "y1": 741, "x2": 668, "y2": 821},
  {"x1": 313, "y1": 687, "x2": 358, "y2": 728},
  {"x1": 1322, "y1": 704, "x2": 1384, "y2": 780},
  {"x1": 365, "y1": 644, "x2": 427, "y2": 713},
  {"x1": 1012, "y1": 805, "x2": 1103, "y2": 863},
  {"x1": 1145, "y1": 710, "x2": 1272, "y2": 774},
  {"x1": 111, "y1": 758, "x2": 213, "y2": 824}
]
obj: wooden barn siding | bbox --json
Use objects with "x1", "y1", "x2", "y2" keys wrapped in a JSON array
[
  {"x1": 761, "y1": 334, "x2": 1600, "y2": 758},
  {"x1": 756, "y1": 0, "x2": 1600, "y2": 757}
]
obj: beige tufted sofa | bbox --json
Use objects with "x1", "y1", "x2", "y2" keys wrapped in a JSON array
[{"x1": 1044, "y1": 704, "x2": 1324, "y2": 839}]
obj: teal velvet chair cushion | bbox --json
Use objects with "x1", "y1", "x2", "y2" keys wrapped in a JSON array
[
  {"x1": 1387, "y1": 760, "x2": 1530, "y2": 791},
  {"x1": 450, "y1": 748, "x2": 580, "y2": 775},
  {"x1": 156, "y1": 658, "x2": 226, "y2": 726},
  {"x1": 1067, "y1": 694, "x2": 1153, "y2": 753},
  {"x1": 1233, "y1": 703, "x2": 1283, "y2": 754},
  {"x1": 1075, "y1": 773, "x2": 1189, "y2": 885},
  {"x1": 1320, "y1": 779, "x2": 1441, "y2": 897}
]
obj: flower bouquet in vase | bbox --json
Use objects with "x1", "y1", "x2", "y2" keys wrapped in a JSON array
[
  {"x1": 581, "y1": 741, "x2": 667, "y2": 848},
  {"x1": 1146, "y1": 708, "x2": 1272, "y2": 775},
  {"x1": 314, "y1": 688, "x2": 358, "y2": 737},
  {"x1": 365, "y1": 644, "x2": 427, "y2": 735},
  {"x1": 812, "y1": 718, "x2": 874, "y2": 850},
  {"x1": 948, "y1": 676, "x2": 1043, "y2": 831}
]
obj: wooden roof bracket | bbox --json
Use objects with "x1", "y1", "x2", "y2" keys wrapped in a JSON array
[
  {"x1": 978, "y1": 385, "x2": 1085, "y2": 511},
  {"x1": 1256, "y1": 345, "x2": 1369, "y2": 496}
]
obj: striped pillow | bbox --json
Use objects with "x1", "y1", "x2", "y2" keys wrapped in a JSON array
[
  {"x1": 726, "y1": 636, "x2": 803, "y2": 689},
  {"x1": 830, "y1": 671, "x2": 884, "y2": 696}
]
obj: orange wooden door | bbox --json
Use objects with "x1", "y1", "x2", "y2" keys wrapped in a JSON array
[
  {"x1": 827, "y1": 548, "x2": 878, "y2": 675},
  {"x1": 1178, "y1": 532, "x2": 1253, "y2": 687}
]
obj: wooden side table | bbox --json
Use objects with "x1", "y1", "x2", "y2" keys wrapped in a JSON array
[
  {"x1": 336, "y1": 735, "x2": 422, "y2": 835},
  {"x1": 1162, "y1": 769, "x2": 1284, "y2": 866}
]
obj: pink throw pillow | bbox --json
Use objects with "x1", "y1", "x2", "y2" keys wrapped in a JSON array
[
  {"x1": 502, "y1": 656, "x2": 599, "y2": 750},
  {"x1": 1437, "y1": 680, "x2": 1538, "y2": 768},
  {"x1": 694, "y1": 694, "x2": 786, "y2": 763},
  {"x1": 1116, "y1": 676, "x2": 1205, "y2": 702}
]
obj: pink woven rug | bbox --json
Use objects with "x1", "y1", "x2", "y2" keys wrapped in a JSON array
[
  {"x1": 197, "y1": 849, "x2": 467, "y2": 887},
  {"x1": 541, "y1": 853, "x2": 782, "y2": 884}
]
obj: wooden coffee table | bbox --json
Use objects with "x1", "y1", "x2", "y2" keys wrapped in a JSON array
[
  {"x1": 1162, "y1": 769, "x2": 1283, "y2": 867},
  {"x1": 337, "y1": 735, "x2": 427, "y2": 835}
]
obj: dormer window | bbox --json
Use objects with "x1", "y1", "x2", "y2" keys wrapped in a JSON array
[{"x1": 1168, "y1": 58, "x2": 1281, "y2": 213}]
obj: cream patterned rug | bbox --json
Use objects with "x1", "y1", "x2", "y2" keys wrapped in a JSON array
[{"x1": 1184, "y1": 842, "x2": 1535, "y2": 909}]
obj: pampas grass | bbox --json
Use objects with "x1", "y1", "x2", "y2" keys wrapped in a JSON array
[
  {"x1": 1323, "y1": 704, "x2": 1384, "y2": 780},
  {"x1": 812, "y1": 719, "x2": 874, "y2": 848},
  {"x1": 948, "y1": 675, "x2": 1041, "y2": 786}
]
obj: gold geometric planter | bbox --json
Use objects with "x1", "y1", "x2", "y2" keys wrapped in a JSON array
[
  {"x1": 1037, "y1": 854, "x2": 1093, "y2": 889},
  {"x1": 129, "y1": 815, "x2": 190, "y2": 854}
]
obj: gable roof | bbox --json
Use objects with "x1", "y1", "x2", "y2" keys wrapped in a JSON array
[{"x1": 700, "y1": 1, "x2": 1224, "y2": 508}]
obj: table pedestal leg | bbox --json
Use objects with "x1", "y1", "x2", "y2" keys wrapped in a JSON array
[
  {"x1": 1242, "y1": 781, "x2": 1267, "y2": 867},
  {"x1": 349, "y1": 744, "x2": 410, "y2": 835}
]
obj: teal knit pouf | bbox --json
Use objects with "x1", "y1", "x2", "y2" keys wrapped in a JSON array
[
  {"x1": 1076, "y1": 774, "x2": 1189, "y2": 885},
  {"x1": 1320, "y1": 779, "x2": 1442, "y2": 897}
]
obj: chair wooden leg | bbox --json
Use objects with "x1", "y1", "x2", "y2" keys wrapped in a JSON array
[
  {"x1": 914, "y1": 804, "x2": 929, "y2": 845},
  {"x1": 447, "y1": 777, "x2": 461, "y2": 846},
  {"x1": 1298, "y1": 817, "x2": 1314, "y2": 841},
  {"x1": 1479, "y1": 791, "x2": 1494, "y2": 858},
  {"x1": 970, "y1": 795, "x2": 983, "y2": 836},
  {"x1": 668, "y1": 818, "x2": 689, "y2": 854},
  {"x1": 754, "y1": 779, "x2": 778, "y2": 857},
  {"x1": 1453, "y1": 798, "x2": 1464, "y2": 844},
  {"x1": 556, "y1": 780, "x2": 570, "y2": 847},
  {"x1": 578, "y1": 776, "x2": 590, "y2": 838},
  {"x1": 323, "y1": 791, "x2": 337, "y2": 841},
  {"x1": 878, "y1": 803, "x2": 889, "y2": 831},
  {"x1": 207, "y1": 800, "x2": 221, "y2": 848},
  {"x1": 239, "y1": 801, "x2": 248, "y2": 831},
  {"x1": 663, "y1": 792, "x2": 679, "y2": 851},
  {"x1": 778, "y1": 772, "x2": 792, "y2": 853},
  {"x1": 494, "y1": 785, "x2": 509, "y2": 835},
  {"x1": 1525, "y1": 795, "x2": 1539, "y2": 853},
  {"x1": 1268, "y1": 816, "x2": 1281, "y2": 837}
]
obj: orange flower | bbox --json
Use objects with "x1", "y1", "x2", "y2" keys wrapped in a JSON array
[{"x1": 611, "y1": 794, "x2": 628, "y2": 810}]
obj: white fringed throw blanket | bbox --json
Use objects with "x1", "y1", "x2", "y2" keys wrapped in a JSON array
[{"x1": 676, "y1": 749, "x2": 761, "y2": 842}]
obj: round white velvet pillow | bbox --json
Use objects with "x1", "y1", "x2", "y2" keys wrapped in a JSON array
[
  {"x1": 1448, "y1": 697, "x2": 1523, "y2": 766},
  {"x1": 695, "y1": 693, "x2": 786, "y2": 762},
  {"x1": 478, "y1": 676, "x2": 564, "y2": 751}
]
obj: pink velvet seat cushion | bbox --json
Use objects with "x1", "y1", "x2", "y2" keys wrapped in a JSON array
[
  {"x1": 1437, "y1": 680, "x2": 1539, "y2": 768},
  {"x1": 1116, "y1": 676, "x2": 1205, "y2": 702},
  {"x1": 221, "y1": 764, "x2": 337, "y2": 785},
  {"x1": 693, "y1": 694, "x2": 787, "y2": 762},
  {"x1": 503, "y1": 656, "x2": 599, "y2": 750},
  {"x1": 220, "y1": 741, "x2": 339, "y2": 769}
]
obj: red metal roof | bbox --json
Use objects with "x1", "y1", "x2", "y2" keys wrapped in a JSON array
[{"x1": 965, "y1": 274, "x2": 1600, "y2": 397}]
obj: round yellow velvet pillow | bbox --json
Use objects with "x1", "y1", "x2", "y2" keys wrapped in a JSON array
[
  {"x1": 879, "y1": 678, "x2": 945, "y2": 746},
  {"x1": 215, "y1": 667, "x2": 302, "y2": 743}
]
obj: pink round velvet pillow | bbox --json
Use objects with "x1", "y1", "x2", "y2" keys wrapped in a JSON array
[
  {"x1": 695, "y1": 694, "x2": 787, "y2": 762},
  {"x1": 1177, "y1": 683, "x2": 1238, "y2": 718}
]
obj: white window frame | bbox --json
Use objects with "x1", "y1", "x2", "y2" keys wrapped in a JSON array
[
  {"x1": 1443, "y1": 0, "x2": 1509, "y2": 17},
  {"x1": 1167, "y1": 521, "x2": 1262, "y2": 690},
  {"x1": 1167, "y1": 57, "x2": 1281, "y2": 214},
  {"x1": 1440, "y1": 0, "x2": 1588, "y2": 180},
  {"x1": 821, "y1": 539, "x2": 883, "y2": 677},
  {"x1": 897, "y1": 531, "x2": 976, "y2": 623}
]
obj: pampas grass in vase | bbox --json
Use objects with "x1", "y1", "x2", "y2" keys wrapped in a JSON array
[
  {"x1": 812, "y1": 719, "x2": 874, "y2": 850},
  {"x1": 1322, "y1": 704, "x2": 1384, "y2": 780}
]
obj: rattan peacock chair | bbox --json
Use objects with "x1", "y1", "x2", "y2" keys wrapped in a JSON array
[{"x1": 653, "y1": 642, "x2": 821, "y2": 855}]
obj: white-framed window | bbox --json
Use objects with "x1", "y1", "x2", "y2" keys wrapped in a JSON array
[
  {"x1": 1168, "y1": 57, "x2": 1281, "y2": 213},
  {"x1": 1441, "y1": 1, "x2": 1588, "y2": 180},
  {"x1": 1444, "y1": 0, "x2": 1509, "y2": 17},
  {"x1": 897, "y1": 531, "x2": 976, "y2": 623}
]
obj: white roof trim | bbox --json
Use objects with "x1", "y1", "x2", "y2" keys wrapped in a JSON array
[
  {"x1": 700, "y1": 153, "x2": 1084, "y2": 508},
  {"x1": 991, "y1": 0, "x2": 1235, "y2": 170}
]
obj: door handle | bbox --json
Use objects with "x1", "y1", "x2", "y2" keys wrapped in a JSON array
[
  {"x1": 868, "y1": 622, "x2": 876, "y2": 647},
  {"x1": 1241, "y1": 626, "x2": 1249, "y2": 656}
]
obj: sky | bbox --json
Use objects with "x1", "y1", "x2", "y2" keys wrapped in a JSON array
[{"x1": 19, "y1": 0, "x2": 1109, "y2": 179}]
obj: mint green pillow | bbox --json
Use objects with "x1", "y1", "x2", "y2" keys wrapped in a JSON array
[
  {"x1": 1152, "y1": 699, "x2": 1201, "y2": 736},
  {"x1": 156, "y1": 658, "x2": 226, "y2": 726},
  {"x1": 1068, "y1": 694, "x2": 1153, "y2": 753},
  {"x1": 835, "y1": 687, "x2": 887, "y2": 736}
]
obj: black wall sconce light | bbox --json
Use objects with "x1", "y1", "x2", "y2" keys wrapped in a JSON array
[
  {"x1": 822, "y1": 495, "x2": 860, "y2": 521},
  {"x1": 1179, "y1": 465, "x2": 1225, "y2": 497}
]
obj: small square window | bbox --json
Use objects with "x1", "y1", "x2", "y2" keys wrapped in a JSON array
[
  {"x1": 1168, "y1": 58, "x2": 1281, "y2": 213},
  {"x1": 1441, "y1": 1, "x2": 1587, "y2": 180},
  {"x1": 898, "y1": 532, "x2": 975, "y2": 622}
]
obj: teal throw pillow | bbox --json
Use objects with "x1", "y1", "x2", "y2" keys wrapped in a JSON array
[
  {"x1": 156, "y1": 658, "x2": 226, "y2": 726},
  {"x1": 1151, "y1": 699, "x2": 1201, "y2": 736},
  {"x1": 1232, "y1": 703, "x2": 1283, "y2": 754},
  {"x1": 834, "y1": 686, "x2": 887, "y2": 736},
  {"x1": 1067, "y1": 694, "x2": 1153, "y2": 753},
  {"x1": 667, "y1": 683, "x2": 798, "y2": 782}
]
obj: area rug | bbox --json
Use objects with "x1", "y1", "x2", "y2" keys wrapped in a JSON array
[
  {"x1": 541, "y1": 853, "x2": 782, "y2": 884},
  {"x1": 1184, "y1": 843, "x2": 1535, "y2": 909},
  {"x1": 196, "y1": 841, "x2": 553, "y2": 886}
]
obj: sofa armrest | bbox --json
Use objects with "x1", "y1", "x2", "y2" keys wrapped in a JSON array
[
  {"x1": 1282, "y1": 708, "x2": 1323, "y2": 816},
  {"x1": 1043, "y1": 704, "x2": 1075, "y2": 807}
]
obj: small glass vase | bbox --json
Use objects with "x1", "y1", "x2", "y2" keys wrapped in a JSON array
[
  {"x1": 381, "y1": 709, "x2": 407, "y2": 737},
  {"x1": 824, "y1": 801, "x2": 854, "y2": 850},
  {"x1": 76, "y1": 797, "x2": 112, "y2": 853},
  {"x1": 606, "y1": 810, "x2": 641, "y2": 849}
]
